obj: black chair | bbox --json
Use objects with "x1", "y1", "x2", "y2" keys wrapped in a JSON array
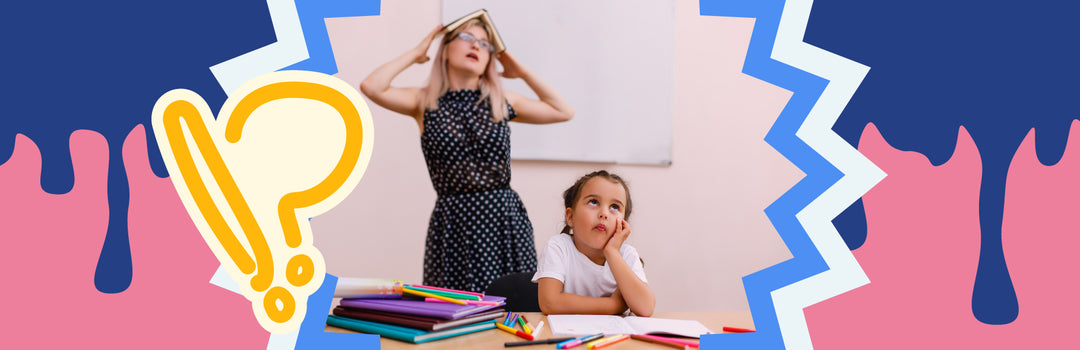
[{"x1": 485, "y1": 272, "x2": 541, "y2": 312}]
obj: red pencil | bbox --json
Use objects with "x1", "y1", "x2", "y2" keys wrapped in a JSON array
[
  {"x1": 643, "y1": 334, "x2": 698, "y2": 348},
  {"x1": 722, "y1": 326, "x2": 755, "y2": 333}
]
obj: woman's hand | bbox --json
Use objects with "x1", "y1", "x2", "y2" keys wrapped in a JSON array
[
  {"x1": 499, "y1": 51, "x2": 575, "y2": 124},
  {"x1": 604, "y1": 218, "x2": 631, "y2": 258},
  {"x1": 359, "y1": 24, "x2": 443, "y2": 120},
  {"x1": 497, "y1": 51, "x2": 531, "y2": 79},
  {"x1": 411, "y1": 24, "x2": 444, "y2": 64}
]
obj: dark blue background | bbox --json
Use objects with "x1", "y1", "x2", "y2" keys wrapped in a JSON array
[
  {"x1": 811, "y1": 1, "x2": 1080, "y2": 325},
  {"x1": 1, "y1": 0, "x2": 276, "y2": 294}
]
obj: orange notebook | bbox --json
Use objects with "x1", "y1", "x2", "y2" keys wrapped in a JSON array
[{"x1": 442, "y1": 9, "x2": 505, "y2": 53}]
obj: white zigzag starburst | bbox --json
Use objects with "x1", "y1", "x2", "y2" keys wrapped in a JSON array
[
  {"x1": 767, "y1": 1, "x2": 885, "y2": 348},
  {"x1": 209, "y1": 0, "x2": 309, "y2": 96},
  {"x1": 203, "y1": 1, "x2": 311, "y2": 349}
]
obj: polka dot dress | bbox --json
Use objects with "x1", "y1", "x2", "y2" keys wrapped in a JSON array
[{"x1": 420, "y1": 89, "x2": 537, "y2": 293}]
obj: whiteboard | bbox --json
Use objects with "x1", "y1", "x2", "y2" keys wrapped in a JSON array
[{"x1": 442, "y1": 0, "x2": 674, "y2": 165}]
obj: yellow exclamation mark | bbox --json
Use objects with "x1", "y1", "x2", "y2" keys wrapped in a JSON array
[{"x1": 151, "y1": 71, "x2": 374, "y2": 333}]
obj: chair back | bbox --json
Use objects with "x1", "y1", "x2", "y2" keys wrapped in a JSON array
[{"x1": 485, "y1": 272, "x2": 540, "y2": 312}]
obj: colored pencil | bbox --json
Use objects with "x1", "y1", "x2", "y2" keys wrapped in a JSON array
[
  {"x1": 503, "y1": 337, "x2": 574, "y2": 345},
  {"x1": 402, "y1": 287, "x2": 466, "y2": 305},
  {"x1": 722, "y1": 326, "x2": 755, "y2": 333},
  {"x1": 532, "y1": 320, "x2": 545, "y2": 336},
  {"x1": 587, "y1": 334, "x2": 629, "y2": 349},
  {"x1": 495, "y1": 322, "x2": 535, "y2": 340},
  {"x1": 632, "y1": 334, "x2": 698, "y2": 348},
  {"x1": 518, "y1": 314, "x2": 532, "y2": 334},
  {"x1": 406, "y1": 283, "x2": 486, "y2": 295},
  {"x1": 402, "y1": 285, "x2": 481, "y2": 300},
  {"x1": 557, "y1": 334, "x2": 603, "y2": 349},
  {"x1": 424, "y1": 297, "x2": 501, "y2": 306},
  {"x1": 630, "y1": 334, "x2": 687, "y2": 349}
]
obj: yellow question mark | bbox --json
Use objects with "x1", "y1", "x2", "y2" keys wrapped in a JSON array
[{"x1": 151, "y1": 71, "x2": 373, "y2": 334}]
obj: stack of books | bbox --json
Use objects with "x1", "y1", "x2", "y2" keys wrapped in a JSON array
[{"x1": 326, "y1": 283, "x2": 507, "y2": 344}]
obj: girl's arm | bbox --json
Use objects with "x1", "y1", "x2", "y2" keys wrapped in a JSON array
[
  {"x1": 604, "y1": 218, "x2": 655, "y2": 316},
  {"x1": 359, "y1": 25, "x2": 442, "y2": 119},
  {"x1": 499, "y1": 52, "x2": 575, "y2": 124},
  {"x1": 537, "y1": 277, "x2": 627, "y2": 315}
]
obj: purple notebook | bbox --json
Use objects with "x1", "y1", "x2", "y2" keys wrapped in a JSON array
[{"x1": 338, "y1": 295, "x2": 506, "y2": 320}]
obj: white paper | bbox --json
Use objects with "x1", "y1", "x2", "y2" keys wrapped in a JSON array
[{"x1": 547, "y1": 315, "x2": 712, "y2": 338}]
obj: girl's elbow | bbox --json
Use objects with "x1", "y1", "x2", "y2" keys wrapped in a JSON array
[
  {"x1": 539, "y1": 303, "x2": 555, "y2": 315},
  {"x1": 630, "y1": 298, "x2": 655, "y2": 317},
  {"x1": 537, "y1": 294, "x2": 558, "y2": 314}
]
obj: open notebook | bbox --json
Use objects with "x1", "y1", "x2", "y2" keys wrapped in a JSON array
[{"x1": 547, "y1": 315, "x2": 713, "y2": 339}]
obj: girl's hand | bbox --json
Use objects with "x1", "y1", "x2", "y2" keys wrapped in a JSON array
[
  {"x1": 609, "y1": 288, "x2": 629, "y2": 313},
  {"x1": 497, "y1": 51, "x2": 530, "y2": 79},
  {"x1": 604, "y1": 218, "x2": 631, "y2": 257},
  {"x1": 411, "y1": 24, "x2": 443, "y2": 64}
]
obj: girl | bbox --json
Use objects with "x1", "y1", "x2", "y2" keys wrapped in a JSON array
[
  {"x1": 533, "y1": 170, "x2": 655, "y2": 316},
  {"x1": 359, "y1": 18, "x2": 574, "y2": 293}
]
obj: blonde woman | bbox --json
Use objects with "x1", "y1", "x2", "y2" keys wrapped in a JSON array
[{"x1": 360, "y1": 19, "x2": 574, "y2": 292}]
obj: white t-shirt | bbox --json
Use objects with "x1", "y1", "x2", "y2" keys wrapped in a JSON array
[{"x1": 532, "y1": 233, "x2": 648, "y2": 298}]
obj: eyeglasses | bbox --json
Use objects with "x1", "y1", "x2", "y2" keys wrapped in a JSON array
[{"x1": 454, "y1": 32, "x2": 494, "y2": 53}]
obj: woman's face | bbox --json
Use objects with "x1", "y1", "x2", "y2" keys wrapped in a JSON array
[{"x1": 445, "y1": 25, "x2": 492, "y2": 77}]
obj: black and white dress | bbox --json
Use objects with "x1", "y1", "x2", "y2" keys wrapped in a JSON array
[{"x1": 420, "y1": 89, "x2": 537, "y2": 293}]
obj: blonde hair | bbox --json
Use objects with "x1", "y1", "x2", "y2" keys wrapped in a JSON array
[{"x1": 420, "y1": 19, "x2": 509, "y2": 122}]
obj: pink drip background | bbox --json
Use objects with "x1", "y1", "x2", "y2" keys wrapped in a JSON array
[
  {"x1": 805, "y1": 121, "x2": 1080, "y2": 348},
  {"x1": 1, "y1": 125, "x2": 270, "y2": 348}
]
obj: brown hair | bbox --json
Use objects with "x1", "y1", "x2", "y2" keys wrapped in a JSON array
[
  {"x1": 561, "y1": 170, "x2": 633, "y2": 234},
  {"x1": 419, "y1": 19, "x2": 509, "y2": 122}
]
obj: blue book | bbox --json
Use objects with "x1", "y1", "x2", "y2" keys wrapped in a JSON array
[{"x1": 326, "y1": 315, "x2": 496, "y2": 343}]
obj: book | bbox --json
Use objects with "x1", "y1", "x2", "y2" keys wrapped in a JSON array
[
  {"x1": 546, "y1": 315, "x2": 713, "y2": 339},
  {"x1": 338, "y1": 295, "x2": 506, "y2": 320},
  {"x1": 442, "y1": 9, "x2": 506, "y2": 53},
  {"x1": 332, "y1": 306, "x2": 505, "y2": 331},
  {"x1": 326, "y1": 315, "x2": 496, "y2": 344}
]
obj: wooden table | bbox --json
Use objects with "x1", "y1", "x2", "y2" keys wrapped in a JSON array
[{"x1": 325, "y1": 311, "x2": 753, "y2": 349}]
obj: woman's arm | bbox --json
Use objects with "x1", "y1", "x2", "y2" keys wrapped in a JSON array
[
  {"x1": 537, "y1": 278, "x2": 628, "y2": 315},
  {"x1": 359, "y1": 25, "x2": 442, "y2": 119},
  {"x1": 604, "y1": 218, "x2": 655, "y2": 316},
  {"x1": 499, "y1": 52, "x2": 575, "y2": 124}
]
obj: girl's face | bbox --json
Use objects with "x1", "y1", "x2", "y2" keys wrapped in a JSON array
[
  {"x1": 445, "y1": 25, "x2": 492, "y2": 77},
  {"x1": 566, "y1": 177, "x2": 628, "y2": 253}
]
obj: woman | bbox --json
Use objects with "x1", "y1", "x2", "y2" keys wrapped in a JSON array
[{"x1": 360, "y1": 19, "x2": 574, "y2": 292}]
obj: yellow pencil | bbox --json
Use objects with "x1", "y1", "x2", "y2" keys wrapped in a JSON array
[
  {"x1": 495, "y1": 322, "x2": 535, "y2": 340},
  {"x1": 402, "y1": 287, "x2": 466, "y2": 305},
  {"x1": 585, "y1": 335, "x2": 618, "y2": 348}
]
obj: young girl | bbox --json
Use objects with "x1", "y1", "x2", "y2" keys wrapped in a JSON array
[
  {"x1": 533, "y1": 170, "x2": 655, "y2": 316},
  {"x1": 360, "y1": 18, "x2": 574, "y2": 293}
]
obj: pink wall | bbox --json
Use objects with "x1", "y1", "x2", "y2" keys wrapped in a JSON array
[{"x1": 314, "y1": 0, "x2": 797, "y2": 311}]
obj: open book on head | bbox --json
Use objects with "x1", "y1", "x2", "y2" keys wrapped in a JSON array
[
  {"x1": 547, "y1": 315, "x2": 714, "y2": 339},
  {"x1": 442, "y1": 9, "x2": 505, "y2": 54}
]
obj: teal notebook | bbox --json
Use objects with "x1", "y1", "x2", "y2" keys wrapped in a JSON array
[{"x1": 326, "y1": 315, "x2": 496, "y2": 343}]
